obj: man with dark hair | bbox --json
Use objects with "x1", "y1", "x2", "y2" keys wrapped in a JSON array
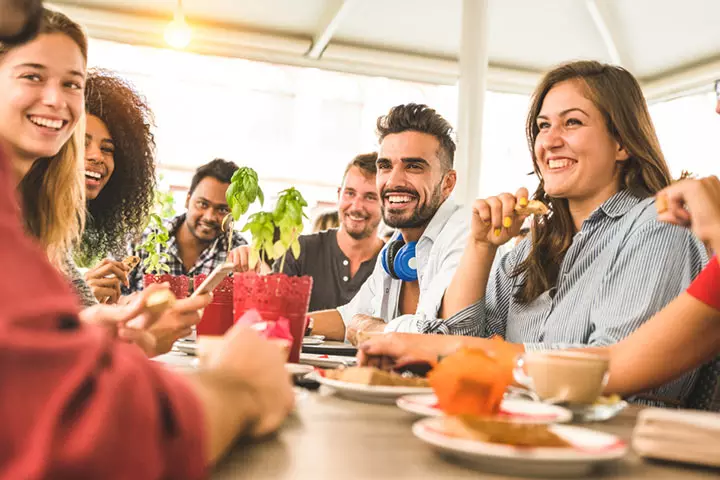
[
  {"x1": 310, "y1": 104, "x2": 469, "y2": 342},
  {"x1": 127, "y1": 158, "x2": 247, "y2": 292},
  {"x1": 268, "y1": 152, "x2": 384, "y2": 311}
]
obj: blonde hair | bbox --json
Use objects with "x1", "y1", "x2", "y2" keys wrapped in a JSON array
[{"x1": 2, "y1": 9, "x2": 88, "y2": 267}]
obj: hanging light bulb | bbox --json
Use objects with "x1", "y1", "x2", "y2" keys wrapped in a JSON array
[{"x1": 164, "y1": 0, "x2": 192, "y2": 49}]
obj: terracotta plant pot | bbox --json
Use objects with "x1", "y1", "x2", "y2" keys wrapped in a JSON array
[
  {"x1": 193, "y1": 274, "x2": 234, "y2": 336},
  {"x1": 233, "y1": 272, "x2": 313, "y2": 363},
  {"x1": 143, "y1": 274, "x2": 190, "y2": 299}
]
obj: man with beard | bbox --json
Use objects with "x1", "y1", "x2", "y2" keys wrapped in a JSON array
[
  {"x1": 127, "y1": 159, "x2": 247, "y2": 292},
  {"x1": 311, "y1": 104, "x2": 469, "y2": 343},
  {"x1": 272, "y1": 153, "x2": 383, "y2": 311}
]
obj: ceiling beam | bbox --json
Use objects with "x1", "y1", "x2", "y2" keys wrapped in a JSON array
[
  {"x1": 584, "y1": 0, "x2": 627, "y2": 66},
  {"x1": 642, "y1": 56, "x2": 720, "y2": 102},
  {"x1": 306, "y1": 0, "x2": 356, "y2": 60}
]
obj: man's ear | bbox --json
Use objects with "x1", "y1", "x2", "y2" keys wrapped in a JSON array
[
  {"x1": 185, "y1": 193, "x2": 190, "y2": 209},
  {"x1": 442, "y1": 170, "x2": 457, "y2": 197},
  {"x1": 337, "y1": 187, "x2": 342, "y2": 202}
]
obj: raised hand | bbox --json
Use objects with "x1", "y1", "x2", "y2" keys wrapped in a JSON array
[
  {"x1": 656, "y1": 176, "x2": 720, "y2": 254},
  {"x1": 84, "y1": 258, "x2": 129, "y2": 304},
  {"x1": 470, "y1": 187, "x2": 531, "y2": 246}
]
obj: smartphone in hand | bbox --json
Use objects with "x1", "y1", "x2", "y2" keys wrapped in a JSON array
[{"x1": 192, "y1": 262, "x2": 234, "y2": 297}]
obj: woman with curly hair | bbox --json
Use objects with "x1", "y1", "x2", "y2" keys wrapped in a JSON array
[{"x1": 79, "y1": 69, "x2": 157, "y2": 304}]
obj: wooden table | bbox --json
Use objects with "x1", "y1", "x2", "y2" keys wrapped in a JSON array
[{"x1": 155, "y1": 352, "x2": 719, "y2": 479}]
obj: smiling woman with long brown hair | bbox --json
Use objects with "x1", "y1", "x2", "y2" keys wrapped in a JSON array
[{"x1": 427, "y1": 61, "x2": 708, "y2": 406}]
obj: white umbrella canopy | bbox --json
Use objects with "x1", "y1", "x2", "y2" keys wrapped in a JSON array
[{"x1": 51, "y1": 0, "x2": 720, "y2": 99}]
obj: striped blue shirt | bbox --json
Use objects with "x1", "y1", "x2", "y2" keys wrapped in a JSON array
[{"x1": 429, "y1": 189, "x2": 708, "y2": 405}]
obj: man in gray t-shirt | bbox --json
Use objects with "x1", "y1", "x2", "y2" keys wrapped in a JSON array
[{"x1": 274, "y1": 153, "x2": 384, "y2": 311}]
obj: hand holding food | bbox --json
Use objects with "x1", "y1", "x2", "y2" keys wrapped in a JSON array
[{"x1": 470, "y1": 188, "x2": 546, "y2": 246}]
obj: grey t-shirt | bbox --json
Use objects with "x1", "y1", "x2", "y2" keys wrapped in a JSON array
[{"x1": 273, "y1": 229, "x2": 378, "y2": 312}]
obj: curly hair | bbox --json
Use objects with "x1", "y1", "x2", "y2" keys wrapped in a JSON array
[{"x1": 79, "y1": 69, "x2": 156, "y2": 262}]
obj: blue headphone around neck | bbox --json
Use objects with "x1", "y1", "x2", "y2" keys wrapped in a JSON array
[{"x1": 380, "y1": 238, "x2": 418, "y2": 282}]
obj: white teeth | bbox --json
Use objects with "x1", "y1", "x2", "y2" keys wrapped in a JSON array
[
  {"x1": 548, "y1": 159, "x2": 573, "y2": 170},
  {"x1": 85, "y1": 171, "x2": 101, "y2": 179},
  {"x1": 387, "y1": 195, "x2": 413, "y2": 204},
  {"x1": 29, "y1": 116, "x2": 63, "y2": 130}
]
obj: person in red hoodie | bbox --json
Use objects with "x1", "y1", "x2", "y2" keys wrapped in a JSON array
[{"x1": 0, "y1": 139, "x2": 295, "y2": 478}]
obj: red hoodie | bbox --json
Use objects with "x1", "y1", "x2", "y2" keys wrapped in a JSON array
[{"x1": 0, "y1": 149, "x2": 206, "y2": 479}]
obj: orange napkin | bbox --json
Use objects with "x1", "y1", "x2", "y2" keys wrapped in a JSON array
[{"x1": 428, "y1": 339, "x2": 516, "y2": 416}]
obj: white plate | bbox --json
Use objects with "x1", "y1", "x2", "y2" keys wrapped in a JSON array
[
  {"x1": 413, "y1": 417, "x2": 627, "y2": 478},
  {"x1": 302, "y1": 337, "x2": 324, "y2": 346},
  {"x1": 310, "y1": 372, "x2": 433, "y2": 404},
  {"x1": 397, "y1": 394, "x2": 572, "y2": 424},
  {"x1": 174, "y1": 341, "x2": 197, "y2": 356},
  {"x1": 299, "y1": 353, "x2": 357, "y2": 369},
  {"x1": 286, "y1": 363, "x2": 314, "y2": 377}
]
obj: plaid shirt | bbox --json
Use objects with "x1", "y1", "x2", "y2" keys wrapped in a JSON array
[{"x1": 126, "y1": 213, "x2": 247, "y2": 293}]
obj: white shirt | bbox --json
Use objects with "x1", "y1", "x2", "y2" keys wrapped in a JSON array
[{"x1": 336, "y1": 200, "x2": 469, "y2": 334}]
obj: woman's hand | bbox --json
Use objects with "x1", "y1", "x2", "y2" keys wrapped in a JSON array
[
  {"x1": 84, "y1": 258, "x2": 130, "y2": 304},
  {"x1": 656, "y1": 176, "x2": 720, "y2": 254},
  {"x1": 470, "y1": 187, "x2": 530, "y2": 246},
  {"x1": 140, "y1": 294, "x2": 212, "y2": 356}
]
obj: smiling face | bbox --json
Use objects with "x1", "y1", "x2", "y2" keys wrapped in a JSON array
[
  {"x1": 337, "y1": 166, "x2": 381, "y2": 240},
  {"x1": 376, "y1": 131, "x2": 456, "y2": 232},
  {"x1": 184, "y1": 177, "x2": 232, "y2": 243},
  {"x1": 0, "y1": 33, "x2": 85, "y2": 176},
  {"x1": 84, "y1": 114, "x2": 115, "y2": 200},
  {"x1": 534, "y1": 79, "x2": 628, "y2": 206}
]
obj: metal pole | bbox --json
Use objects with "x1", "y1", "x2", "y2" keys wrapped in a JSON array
[{"x1": 455, "y1": 0, "x2": 489, "y2": 205}]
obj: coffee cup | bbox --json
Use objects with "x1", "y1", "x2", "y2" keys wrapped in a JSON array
[{"x1": 513, "y1": 350, "x2": 610, "y2": 404}]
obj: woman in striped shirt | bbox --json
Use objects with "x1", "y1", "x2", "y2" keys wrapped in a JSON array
[
  {"x1": 368, "y1": 61, "x2": 710, "y2": 405},
  {"x1": 360, "y1": 177, "x2": 720, "y2": 400}
]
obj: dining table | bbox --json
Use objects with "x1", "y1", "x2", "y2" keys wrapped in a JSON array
[{"x1": 155, "y1": 351, "x2": 719, "y2": 479}]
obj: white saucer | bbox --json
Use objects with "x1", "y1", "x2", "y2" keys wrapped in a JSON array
[
  {"x1": 397, "y1": 394, "x2": 572, "y2": 424},
  {"x1": 310, "y1": 372, "x2": 433, "y2": 404},
  {"x1": 413, "y1": 417, "x2": 627, "y2": 477}
]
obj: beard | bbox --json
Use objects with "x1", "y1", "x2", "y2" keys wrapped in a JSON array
[
  {"x1": 381, "y1": 181, "x2": 444, "y2": 229},
  {"x1": 188, "y1": 218, "x2": 221, "y2": 242},
  {"x1": 342, "y1": 210, "x2": 380, "y2": 240}
]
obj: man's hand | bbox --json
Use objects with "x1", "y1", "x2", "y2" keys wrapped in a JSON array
[
  {"x1": 84, "y1": 258, "x2": 130, "y2": 304},
  {"x1": 656, "y1": 176, "x2": 720, "y2": 254},
  {"x1": 228, "y1": 246, "x2": 272, "y2": 274},
  {"x1": 346, "y1": 314, "x2": 386, "y2": 346},
  {"x1": 204, "y1": 324, "x2": 294, "y2": 438}
]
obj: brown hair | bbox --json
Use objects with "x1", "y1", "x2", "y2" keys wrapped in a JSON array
[
  {"x1": 514, "y1": 60, "x2": 672, "y2": 303},
  {"x1": 376, "y1": 103, "x2": 455, "y2": 172},
  {"x1": 312, "y1": 210, "x2": 340, "y2": 232},
  {"x1": 2, "y1": 8, "x2": 88, "y2": 267},
  {"x1": 342, "y1": 151, "x2": 378, "y2": 183}
]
